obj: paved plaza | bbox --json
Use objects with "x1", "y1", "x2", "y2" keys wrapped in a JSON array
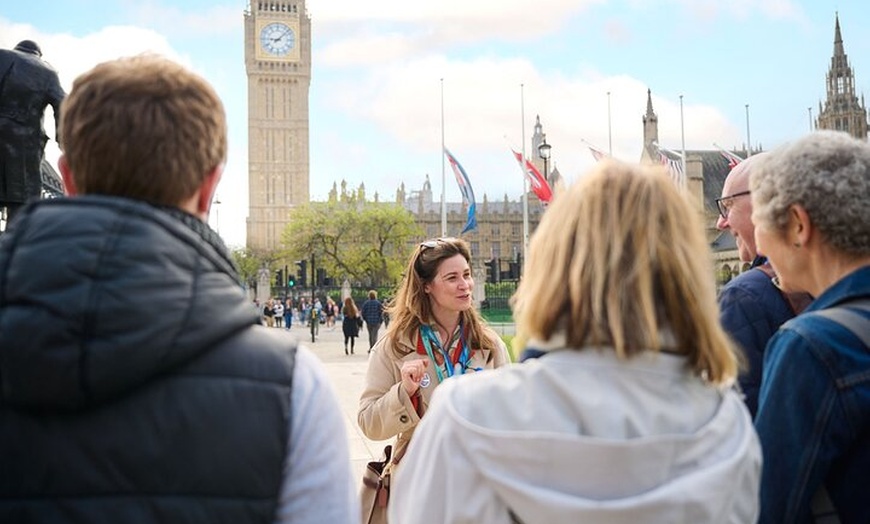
[{"x1": 283, "y1": 320, "x2": 388, "y2": 481}]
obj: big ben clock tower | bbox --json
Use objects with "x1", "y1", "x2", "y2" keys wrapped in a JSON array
[{"x1": 244, "y1": 1, "x2": 311, "y2": 251}]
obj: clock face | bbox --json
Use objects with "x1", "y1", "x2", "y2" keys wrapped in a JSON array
[{"x1": 259, "y1": 22, "x2": 296, "y2": 57}]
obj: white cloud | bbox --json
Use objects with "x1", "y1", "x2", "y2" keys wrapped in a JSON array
[
  {"x1": 310, "y1": 0, "x2": 604, "y2": 52},
  {"x1": 0, "y1": 17, "x2": 249, "y2": 244},
  {"x1": 317, "y1": 53, "x2": 742, "y2": 202},
  {"x1": 123, "y1": 2, "x2": 241, "y2": 37}
]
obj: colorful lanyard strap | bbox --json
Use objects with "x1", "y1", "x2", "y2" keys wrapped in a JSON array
[{"x1": 419, "y1": 323, "x2": 470, "y2": 383}]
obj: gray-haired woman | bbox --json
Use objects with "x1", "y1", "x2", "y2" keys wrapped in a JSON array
[{"x1": 750, "y1": 130, "x2": 870, "y2": 523}]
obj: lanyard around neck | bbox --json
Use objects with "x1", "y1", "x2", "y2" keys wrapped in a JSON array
[{"x1": 419, "y1": 322, "x2": 469, "y2": 383}]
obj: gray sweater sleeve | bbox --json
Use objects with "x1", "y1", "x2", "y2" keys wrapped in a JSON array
[{"x1": 274, "y1": 346, "x2": 359, "y2": 523}]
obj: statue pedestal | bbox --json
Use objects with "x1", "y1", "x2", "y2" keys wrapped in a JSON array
[
  {"x1": 256, "y1": 268, "x2": 272, "y2": 304},
  {"x1": 473, "y1": 265, "x2": 486, "y2": 309}
]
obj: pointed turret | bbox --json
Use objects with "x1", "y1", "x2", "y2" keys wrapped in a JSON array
[
  {"x1": 642, "y1": 89, "x2": 659, "y2": 160},
  {"x1": 645, "y1": 89, "x2": 655, "y2": 120},
  {"x1": 817, "y1": 13, "x2": 868, "y2": 140}
]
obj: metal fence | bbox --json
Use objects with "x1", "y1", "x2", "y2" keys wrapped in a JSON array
[{"x1": 480, "y1": 281, "x2": 518, "y2": 322}]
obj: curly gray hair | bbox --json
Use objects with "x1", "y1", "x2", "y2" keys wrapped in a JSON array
[{"x1": 750, "y1": 131, "x2": 870, "y2": 256}]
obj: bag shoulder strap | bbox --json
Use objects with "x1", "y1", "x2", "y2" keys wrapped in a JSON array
[{"x1": 807, "y1": 298, "x2": 870, "y2": 349}]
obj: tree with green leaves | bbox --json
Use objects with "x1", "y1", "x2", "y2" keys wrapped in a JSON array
[
  {"x1": 280, "y1": 200, "x2": 421, "y2": 286},
  {"x1": 230, "y1": 247, "x2": 281, "y2": 289}
]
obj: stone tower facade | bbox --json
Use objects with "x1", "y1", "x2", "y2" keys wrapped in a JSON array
[
  {"x1": 244, "y1": 1, "x2": 312, "y2": 251},
  {"x1": 816, "y1": 14, "x2": 868, "y2": 140}
]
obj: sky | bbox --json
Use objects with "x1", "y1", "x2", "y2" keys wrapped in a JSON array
[{"x1": 2, "y1": 0, "x2": 868, "y2": 248}]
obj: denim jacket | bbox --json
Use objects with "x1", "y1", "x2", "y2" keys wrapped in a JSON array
[{"x1": 755, "y1": 266, "x2": 870, "y2": 523}]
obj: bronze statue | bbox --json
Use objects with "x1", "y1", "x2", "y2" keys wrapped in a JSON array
[{"x1": 0, "y1": 40, "x2": 65, "y2": 225}]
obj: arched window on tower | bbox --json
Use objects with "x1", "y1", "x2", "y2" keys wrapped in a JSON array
[{"x1": 838, "y1": 76, "x2": 845, "y2": 95}]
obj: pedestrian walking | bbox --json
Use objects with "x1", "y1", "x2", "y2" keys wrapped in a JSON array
[
  {"x1": 360, "y1": 290, "x2": 383, "y2": 353},
  {"x1": 341, "y1": 297, "x2": 361, "y2": 355}
]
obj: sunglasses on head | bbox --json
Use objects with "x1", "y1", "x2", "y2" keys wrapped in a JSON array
[{"x1": 420, "y1": 237, "x2": 458, "y2": 250}]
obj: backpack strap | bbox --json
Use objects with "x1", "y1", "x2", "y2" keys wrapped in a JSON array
[
  {"x1": 808, "y1": 298, "x2": 870, "y2": 349},
  {"x1": 790, "y1": 297, "x2": 869, "y2": 523}
]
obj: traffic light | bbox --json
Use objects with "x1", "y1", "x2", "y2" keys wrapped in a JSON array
[
  {"x1": 275, "y1": 269, "x2": 284, "y2": 288},
  {"x1": 288, "y1": 274, "x2": 296, "y2": 287},
  {"x1": 296, "y1": 260, "x2": 308, "y2": 287},
  {"x1": 486, "y1": 259, "x2": 499, "y2": 284},
  {"x1": 316, "y1": 268, "x2": 326, "y2": 286}
]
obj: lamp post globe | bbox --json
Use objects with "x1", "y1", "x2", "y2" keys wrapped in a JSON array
[{"x1": 537, "y1": 139, "x2": 552, "y2": 185}]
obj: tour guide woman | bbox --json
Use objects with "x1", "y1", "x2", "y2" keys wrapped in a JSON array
[{"x1": 357, "y1": 237, "x2": 510, "y2": 480}]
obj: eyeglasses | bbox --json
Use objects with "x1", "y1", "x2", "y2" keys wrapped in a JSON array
[{"x1": 715, "y1": 190, "x2": 751, "y2": 219}]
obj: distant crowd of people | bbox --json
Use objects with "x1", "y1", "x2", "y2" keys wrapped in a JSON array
[{"x1": 1, "y1": 53, "x2": 867, "y2": 524}]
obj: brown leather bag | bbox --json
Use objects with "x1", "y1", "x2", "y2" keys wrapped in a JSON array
[{"x1": 360, "y1": 445, "x2": 394, "y2": 524}]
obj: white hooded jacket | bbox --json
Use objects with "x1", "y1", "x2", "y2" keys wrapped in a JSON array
[{"x1": 390, "y1": 347, "x2": 761, "y2": 524}]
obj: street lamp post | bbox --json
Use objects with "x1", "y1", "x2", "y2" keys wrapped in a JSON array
[
  {"x1": 537, "y1": 138, "x2": 552, "y2": 185},
  {"x1": 212, "y1": 197, "x2": 222, "y2": 235}
]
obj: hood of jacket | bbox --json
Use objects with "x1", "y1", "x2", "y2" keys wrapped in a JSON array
[
  {"x1": 433, "y1": 349, "x2": 760, "y2": 523},
  {"x1": 0, "y1": 196, "x2": 259, "y2": 411}
]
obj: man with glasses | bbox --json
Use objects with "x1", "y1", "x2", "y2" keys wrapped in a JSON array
[{"x1": 716, "y1": 152, "x2": 812, "y2": 418}]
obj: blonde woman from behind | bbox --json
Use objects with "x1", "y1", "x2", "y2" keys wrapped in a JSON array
[{"x1": 391, "y1": 161, "x2": 760, "y2": 524}]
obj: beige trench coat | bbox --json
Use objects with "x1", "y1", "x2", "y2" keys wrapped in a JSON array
[{"x1": 357, "y1": 328, "x2": 510, "y2": 469}]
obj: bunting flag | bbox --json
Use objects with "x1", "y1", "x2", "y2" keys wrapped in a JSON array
[
  {"x1": 588, "y1": 146, "x2": 608, "y2": 162},
  {"x1": 444, "y1": 148, "x2": 477, "y2": 234},
  {"x1": 511, "y1": 149, "x2": 553, "y2": 204},
  {"x1": 713, "y1": 143, "x2": 744, "y2": 171},
  {"x1": 653, "y1": 143, "x2": 686, "y2": 188}
]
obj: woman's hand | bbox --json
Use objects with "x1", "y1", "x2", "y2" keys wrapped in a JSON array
[{"x1": 400, "y1": 359, "x2": 429, "y2": 396}]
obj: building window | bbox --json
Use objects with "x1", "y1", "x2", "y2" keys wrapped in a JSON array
[
  {"x1": 838, "y1": 76, "x2": 845, "y2": 95},
  {"x1": 491, "y1": 242, "x2": 501, "y2": 258}
]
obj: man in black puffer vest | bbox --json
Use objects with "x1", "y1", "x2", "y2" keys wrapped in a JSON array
[{"x1": 0, "y1": 55, "x2": 357, "y2": 523}]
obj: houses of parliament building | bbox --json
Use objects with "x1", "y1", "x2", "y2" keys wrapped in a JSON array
[{"x1": 244, "y1": 3, "x2": 867, "y2": 282}]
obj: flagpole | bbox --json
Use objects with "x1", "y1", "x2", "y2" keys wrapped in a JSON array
[
  {"x1": 520, "y1": 83, "x2": 529, "y2": 266},
  {"x1": 607, "y1": 91, "x2": 613, "y2": 156},
  {"x1": 745, "y1": 103, "x2": 752, "y2": 158},
  {"x1": 679, "y1": 94, "x2": 686, "y2": 180},
  {"x1": 440, "y1": 78, "x2": 447, "y2": 236}
]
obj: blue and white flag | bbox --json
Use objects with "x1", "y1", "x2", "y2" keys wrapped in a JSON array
[{"x1": 444, "y1": 148, "x2": 477, "y2": 234}]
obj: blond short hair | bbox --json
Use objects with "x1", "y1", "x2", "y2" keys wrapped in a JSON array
[
  {"x1": 60, "y1": 54, "x2": 227, "y2": 206},
  {"x1": 512, "y1": 160, "x2": 738, "y2": 384}
]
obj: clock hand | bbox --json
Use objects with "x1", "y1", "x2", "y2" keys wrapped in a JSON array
[{"x1": 272, "y1": 27, "x2": 291, "y2": 42}]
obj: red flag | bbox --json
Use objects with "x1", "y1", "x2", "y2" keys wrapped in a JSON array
[
  {"x1": 511, "y1": 149, "x2": 553, "y2": 203},
  {"x1": 713, "y1": 144, "x2": 744, "y2": 171},
  {"x1": 588, "y1": 146, "x2": 608, "y2": 162}
]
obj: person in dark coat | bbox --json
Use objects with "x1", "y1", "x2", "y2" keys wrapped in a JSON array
[
  {"x1": 715, "y1": 153, "x2": 812, "y2": 418},
  {"x1": 341, "y1": 296, "x2": 361, "y2": 355},
  {"x1": 360, "y1": 289, "x2": 384, "y2": 353},
  {"x1": 0, "y1": 55, "x2": 356, "y2": 523},
  {"x1": 0, "y1": 40, "x2": 65, "y2": 224}
]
